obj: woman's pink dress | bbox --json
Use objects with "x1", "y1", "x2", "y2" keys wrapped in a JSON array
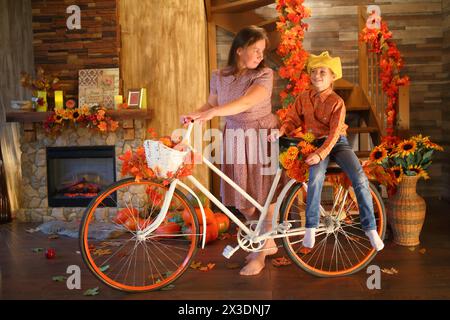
[{"x1": 210, "y1": 67, "x2": 280, "y2": 210}]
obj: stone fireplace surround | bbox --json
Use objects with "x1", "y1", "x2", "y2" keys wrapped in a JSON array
[{"x1": 16, "y1": 120, "x2": 146, "y2": 222}]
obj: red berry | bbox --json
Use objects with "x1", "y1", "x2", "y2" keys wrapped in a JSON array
[{"x1": 45, "y1": 248, "x2": 56, "y2": 259}]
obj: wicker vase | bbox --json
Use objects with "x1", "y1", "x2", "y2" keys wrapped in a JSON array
[{"x1": 388, "y1": 175, "x2": 426, "y2": 246}]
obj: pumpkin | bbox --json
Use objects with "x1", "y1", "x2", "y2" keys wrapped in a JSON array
[
  {"x1": 114, "y1": 208, "x2": 139, "y2": 225},
  {"x1": 182, "y1": 220, "x2": 219, "y2": 244},
  {"x1": 182, "y1": 206, "x2": 215, "y2": 226},
  {"x1": 159, "y1": 136, "x2": 173, "y2": 148},
  {"x1": 214, "y1": 212, "x2": 230, "y2": 234},
  {"x1": 155, "y1": 221, "x2": 181, "y2": 238}
]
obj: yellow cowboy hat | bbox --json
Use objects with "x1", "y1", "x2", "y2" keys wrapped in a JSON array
[{"x1": 307, "y1": 51, "x2": 342, "y2": 80}]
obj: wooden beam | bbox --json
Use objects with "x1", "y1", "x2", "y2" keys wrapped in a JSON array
[{"x1": 211, "y1": 0, "x2": 274, "y2": 14}]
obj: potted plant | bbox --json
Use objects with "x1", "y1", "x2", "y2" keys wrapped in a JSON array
[{"x1": 369, "y1": 134, "x2": 443, "y2": 246}]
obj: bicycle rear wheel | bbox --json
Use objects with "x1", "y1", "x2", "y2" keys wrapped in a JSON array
[
  {"x1": 280, "y1": 181, "x2": 386, "y2": 277},
  {"x1": 79, "y1": 178, "x2": 199, "y2": 292}
]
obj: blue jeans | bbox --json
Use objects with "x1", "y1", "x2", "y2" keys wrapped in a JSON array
[{"x1": 305, "y1": 136, "x2": 377, "y2": 231}]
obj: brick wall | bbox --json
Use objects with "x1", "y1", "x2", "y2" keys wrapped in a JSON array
[{"x1": 31, "y1": 0, "x2": 120, "y2": 98}]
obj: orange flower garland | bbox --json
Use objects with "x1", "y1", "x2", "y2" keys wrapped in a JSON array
[
  {"x1": 275, "y1": 0, "x2": 311, "y2": 122},
  {"x1": 43, "y1": 103, "x2": 119, "y2": 135},
  {"x1": 360, "y1": 16, "x2": 409, "y2": 137}
]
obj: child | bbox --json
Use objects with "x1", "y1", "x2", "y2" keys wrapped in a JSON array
[{"x1": 269, "y1": 51, "x2": 384, "y2": 251}]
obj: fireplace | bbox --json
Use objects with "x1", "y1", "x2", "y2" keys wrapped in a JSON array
[{"x1": 46, "y1": 146, "x2": 116, "y2": 207}]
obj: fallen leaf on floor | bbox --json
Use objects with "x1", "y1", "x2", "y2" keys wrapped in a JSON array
[
  {"x1": 48, "y1": 235, "x2": 59, "y2": 240},
  {"x1": 160, "y1": 284, "x2": 175, "y2": 291},
  {"x1": 26, "y1": 228, "x2": 40, "y2": 233},
  {"x1": 99, "y1": 241, "x2": 122, "y2": 247},
  {"x1": 52, "y1": 276, "x2": 67, "y2": 282},
  {"x1": 419, "y1": 248, "x2": 426, "y2": 255},
  {"x1": 225, "y1": 262, "x2": 240, "y2": 269},
  {"x1": 99, "y1": 265, "x2": 110, "y2": 272},
  {"x1": 381, "y1": 267, "x2": 399, "y2": 275},
  {"x1": 271, "y1": 256, "x2": 292, "y2": 267},
  {"x1": 32, "y1": 247, "x2": 44, "y2": 253},
  {"x1": 83, "y1": 287, "x2": 100, "y2": 296},
  {"x1": 190, "y1": 261, "x2": 202, "y2": 269},
  {"x1": 408, "y1": 247, "x2": 416, "y2": 251},
  {"x1": 199, "y1": 263, "x2": 216, "y2": 272},
  {"x1": 93, "y1": 249, "x2": 112, "y2": 256},
  {"x1": 297, "y1": 247, "x2": 312, "y2": 255}
]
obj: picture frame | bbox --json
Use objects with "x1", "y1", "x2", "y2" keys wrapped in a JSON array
[{"x1": 127, "y1": 89, "x2": 141, "y2": 109}]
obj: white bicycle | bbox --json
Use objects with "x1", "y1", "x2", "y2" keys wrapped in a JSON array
[{"x1": 80, "y1": 121, "x2": 386, "y2": 292}]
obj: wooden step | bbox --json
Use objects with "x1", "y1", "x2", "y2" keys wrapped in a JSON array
[
  {"x1": 347, "y1": 127, "x2": 379, "y2": 134},
  {"x1": 346, "y1": 104, "x2": 370, "y2": 111},
  {"x1": 212, "y1": 0, "x2": 275, "y2": 14},
  {"x1": 334, "y1": 78, "x2": 354, "y2": 90},
  {"x1": 355, "y1": 151, "x2": 371, "y2": 158}
]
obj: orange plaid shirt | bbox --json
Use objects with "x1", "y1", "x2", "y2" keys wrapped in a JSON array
[{"x1": 280, "y1": 86, "x2": 348, "y2": 160}]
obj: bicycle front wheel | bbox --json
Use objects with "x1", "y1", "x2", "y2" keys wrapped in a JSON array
[
  {"x1": 280, "y1": 181, "x2": 386, "y2": 277},
  {"x1": 79, "y1": 178, "x2": 199, "y2": 292}
]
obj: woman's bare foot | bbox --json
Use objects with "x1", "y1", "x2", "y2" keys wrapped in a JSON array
[
  {"x1": 245, "y1": 238, "x2": 278, "y2": 261},
  {"x1": 240, "y1": 253, "x2": 266, "y2": 276}
]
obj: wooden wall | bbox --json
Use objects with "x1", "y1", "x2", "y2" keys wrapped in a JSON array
[
  {"x1": 31, "y1": 0, "x2": 120, "y2": 98},
  {"x1": 0, "y1": 0, "x2": 35, "y2": 213},
  {"x1": 119, "y1": 0, "x2": 210, "y2": 188},
  {"x1": 215, "y1": 0, "x2": 447, "y2": 198}
]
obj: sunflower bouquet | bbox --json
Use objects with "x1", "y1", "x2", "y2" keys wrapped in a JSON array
[
  {"x1": 369, "y1": 134, "x2": 443, "y2": 184},
  {"x1": 279, "y1": 130, "x2": 317, "y2": 183}
]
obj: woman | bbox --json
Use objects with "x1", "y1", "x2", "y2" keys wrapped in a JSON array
[{"x1": 182, "y1": 25, "x2": 280, "y2": 276}]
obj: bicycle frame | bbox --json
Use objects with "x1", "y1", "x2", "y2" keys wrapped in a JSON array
[{"x1": 138, "y1": 122, "x2": 334, "y2": 251}]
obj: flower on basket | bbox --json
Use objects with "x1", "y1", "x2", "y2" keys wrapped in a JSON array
[
  {"x1": 279, "y1": 132, "x2": 317, "y2": 183},
  {"x1": 43, "y1": 103, "x2": 119, "y2": 135},
  {"x1": 366, "y1": 134, "x2": 443, "y2": 193},
  {"x1": 118, "y1": 128, "x2": 194, "y2": 184}
]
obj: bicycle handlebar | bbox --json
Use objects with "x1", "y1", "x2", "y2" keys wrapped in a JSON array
[{"x1": 180, "y1": 119, "x2": 194, "y2": 145}]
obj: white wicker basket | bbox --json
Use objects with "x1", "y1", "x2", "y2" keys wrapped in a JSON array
[{"x1": 143, "y1": 140, "x2": 189, "y2": 179}]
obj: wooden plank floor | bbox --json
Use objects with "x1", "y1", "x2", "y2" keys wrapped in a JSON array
[{"x1": 1, "y1": 199, "x2": 450, "y2": 300}]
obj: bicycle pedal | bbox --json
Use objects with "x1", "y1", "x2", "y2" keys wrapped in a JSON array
[{"x1": 222, "y1": 245, "x2": 240, "y2": 259}]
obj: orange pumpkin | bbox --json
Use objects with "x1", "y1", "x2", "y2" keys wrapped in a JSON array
[
  {"x1": 159, "y1": 136, "x2": 173, "y2": 148},
  {"x1": 182, "y1": 221, "x2": 218, "y2": 244},
  {"x1": 182, "y1": 207, "x2": 215, "y2": 226},
  {"x1": 155, "y1": 221, "x2": 181, "y2": 238},
  {"x1": 214, "y1": 212, "x2": 230, "y2": 234},
  {"x1": 113, "y1": 207, "x2": 139, "y2": 225}
]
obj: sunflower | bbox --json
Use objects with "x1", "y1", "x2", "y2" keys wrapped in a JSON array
[
  {"x1": 370, "y1": 146, "x2": 388, "y2": 164},
  {"x1": 54, "y1": 114, "x2": 63, "y2": 124},
  {"x1": 394, "y1": 139, "x2": 417, "y2": 158},
  {"x1": 407, "y1": 165, "x2": 430, "y2": 180},
  {"x1": 390, "y1": 165, "x2": 403, "y2": 183},
  {"x1": 423, "y1": 140, "x2": 444, "y2": 151},
  {"x1": 72, "y1": 109, "x2": 82, "y2": 122}
]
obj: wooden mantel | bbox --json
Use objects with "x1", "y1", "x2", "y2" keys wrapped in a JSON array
[
  {"x1": 5, "y1": 109, "x2": 153, "y2": 123},
  {"x1": 6, "y1": 108, "x2": 153, "y2": 142}
]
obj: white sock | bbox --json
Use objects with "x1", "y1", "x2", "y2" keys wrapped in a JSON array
[
  {"x1": 365, "y1": 230, "x2": 384, "y2": 251},
  {"x1": 303, "y1": 228, "x2": 316, "y2": 248}
]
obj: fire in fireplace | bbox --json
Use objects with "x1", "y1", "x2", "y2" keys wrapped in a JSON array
[{"x1": 47, "y1": 146, "x2": 116, "y2": 207}]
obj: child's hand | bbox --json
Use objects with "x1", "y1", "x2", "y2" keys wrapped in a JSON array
[{"x1": 305, "y1": 153, "x2": 321, "y2": 166}]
